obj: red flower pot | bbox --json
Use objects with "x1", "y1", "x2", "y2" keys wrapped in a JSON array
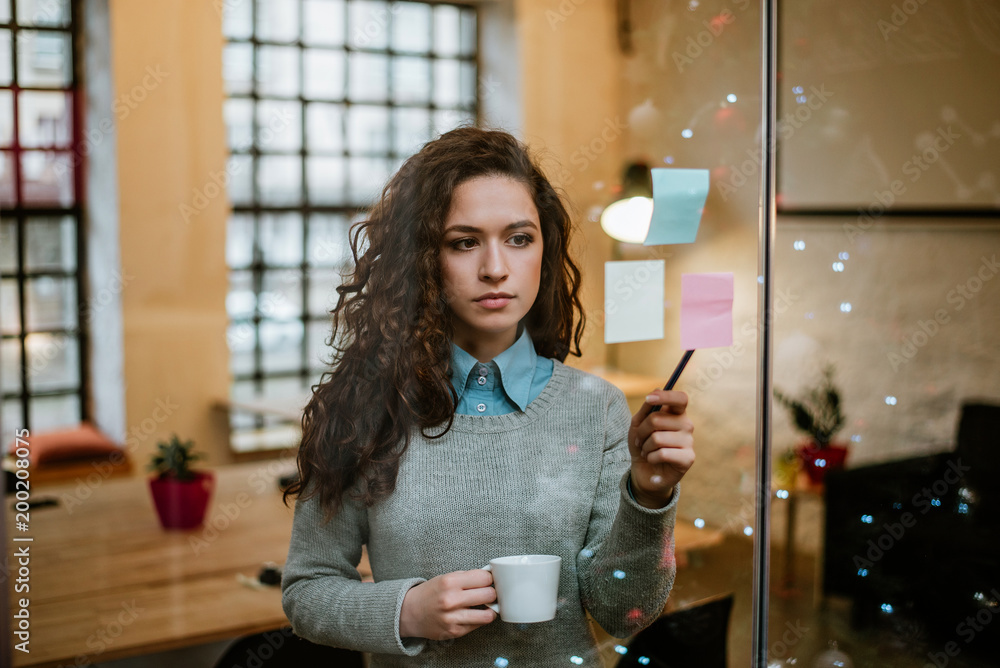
[
  {"x1": 148, "y1": 471, "x2": 215, "y2": 529},
  {"x1": 796, "y1": 442, "x2": 848, "y2": 484}
]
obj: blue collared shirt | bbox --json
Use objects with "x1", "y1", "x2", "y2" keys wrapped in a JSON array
[
  {"x1": 448, "y1": 325, "x2": 639, "y2": 501},
  {"x1": 449, "y1": 324, "x2": 554, "y2": 416},
  {"x1": 451, "y1": 325, "x2": 635, "y2": 501}
]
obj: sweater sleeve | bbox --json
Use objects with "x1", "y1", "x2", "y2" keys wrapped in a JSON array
[
  {"x1": 281, "y1": 484, "x2": 428, "y2": 656},
  {"x1": 576, "y1": 386, "x2": 679, "y2": 639}
]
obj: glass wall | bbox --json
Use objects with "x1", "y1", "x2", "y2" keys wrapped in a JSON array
[
  {"x1": 606, "y1": 0, "x2": 999, "y2": 664},
  {"x1": 770, "y1": 0, "x2": 999, "y2": 665},
  {"x1": 605, "y1": 1, "x2": 763, "y2": 663}
]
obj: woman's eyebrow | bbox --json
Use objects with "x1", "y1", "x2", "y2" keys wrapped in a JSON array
[{"x1": 444, "y1": 220, "x2": 539, "y2": 234}]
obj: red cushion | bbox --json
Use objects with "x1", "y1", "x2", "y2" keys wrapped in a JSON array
[{"x1": 8, "y1": 423, "x2": 122, "y2": 467}]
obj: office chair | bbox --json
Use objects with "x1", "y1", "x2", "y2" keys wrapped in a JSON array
[
  {"x1": 213, "y1": 626, "x2": 364, "y2": 668},
  {"x1": 615, "y1": 592, "x2": 734, "y2": 668}
]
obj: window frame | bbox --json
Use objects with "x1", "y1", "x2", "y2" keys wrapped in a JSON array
[
  {"x1": 0, "y1": 0, "x2": 90, "y2": 433},
  {"x1": 222, "y1": 0, "x2": 481, "y2": 446}
]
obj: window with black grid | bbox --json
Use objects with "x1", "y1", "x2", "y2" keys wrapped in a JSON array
[
  {"x1": 0, "y1": 0, "x2": 87, "y2": 434},
  {"x1": 221, "y1": 0, "x2": 479, "y2": 446}
]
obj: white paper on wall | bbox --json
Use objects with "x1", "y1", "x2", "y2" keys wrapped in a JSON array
[{"x1": 604, "y1": 260, "x2": 665, "y2": 344}]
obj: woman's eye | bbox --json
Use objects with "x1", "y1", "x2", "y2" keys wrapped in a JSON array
[{"x1": 450, "y1": 234, "x2": 533, "y2": 251}]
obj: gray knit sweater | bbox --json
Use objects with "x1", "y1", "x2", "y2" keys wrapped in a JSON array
[{"x1": 281, "y1": 359, "x2": 679, "y2": 667}]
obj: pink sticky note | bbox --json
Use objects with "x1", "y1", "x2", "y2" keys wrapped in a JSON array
[{"x1": 680, "y1": 273, "x2": 734, "y2": 349}]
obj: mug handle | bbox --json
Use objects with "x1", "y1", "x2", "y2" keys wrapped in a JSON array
[{"x1": 479, "y1": 565, "x2": 500, "y2": 614}]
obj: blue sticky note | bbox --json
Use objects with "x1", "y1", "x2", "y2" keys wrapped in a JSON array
[{"x1": 644, "y1": 168, "x2": 709, "y2": 245}]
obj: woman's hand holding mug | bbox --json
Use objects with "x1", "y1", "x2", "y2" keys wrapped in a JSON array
[{"x1": 399, "y1": 570, "x2": 497, "y2": 640}]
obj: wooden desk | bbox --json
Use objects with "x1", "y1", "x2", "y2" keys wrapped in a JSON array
[
  {"x1": 775, "y1": 470, "x2": 824, "y2": 600},
  {"x1": 673, "y1": 521, "x2": 725, "y2": 568},
  {"x1": 6, "y1": 461, "x2": 316, "y2": 667},
  {"x1": 583, "y1": 367, "x2": 672, "y2": 400},
  {"x1": 7, "y1": 455, "x2": 714, "y2": 667}
]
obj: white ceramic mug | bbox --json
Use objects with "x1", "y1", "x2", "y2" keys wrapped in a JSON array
[{"x1": 480, "y1": 554, "x2": 561, "y2": 623}]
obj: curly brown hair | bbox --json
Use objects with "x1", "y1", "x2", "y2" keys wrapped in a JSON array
[{"x1": 283, "y1": 126, "x2": 587, "y2": 523}]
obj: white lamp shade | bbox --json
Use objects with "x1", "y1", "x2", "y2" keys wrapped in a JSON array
[{"x1": 599, "y1": 196, "x2": 653, "y2": 244}]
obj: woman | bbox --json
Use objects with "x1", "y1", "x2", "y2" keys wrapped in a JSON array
[{"x1": 281, "y1": 126, "x2": 695, "y2": 667}]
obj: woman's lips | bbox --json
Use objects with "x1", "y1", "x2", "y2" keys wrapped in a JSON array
[{"x1": 476, "y1": 297, "x2": 512, "y2": 309}]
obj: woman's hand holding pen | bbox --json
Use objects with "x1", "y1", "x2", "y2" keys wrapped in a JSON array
[
  {"x1": 399, "y1": 570, "x2": 497, "y2": 640},
  {"x1": 627, "y1": 390, "x2": 695, "y2": 509}
]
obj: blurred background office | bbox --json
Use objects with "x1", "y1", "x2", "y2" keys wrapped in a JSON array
[{"x1": 1, "y1": 0, "x2": 998, "y2": 666}]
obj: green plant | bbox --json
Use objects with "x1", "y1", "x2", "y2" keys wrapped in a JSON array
[
  {"x1": 149, "y1": 434, "x2": 203, "y2": 481},
  {"x1": 774, "y1": 364, "x2": 845, "y2": 447}
]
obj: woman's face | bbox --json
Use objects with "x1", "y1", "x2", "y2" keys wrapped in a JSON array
[{"x1": 440, "y1": 175, "x2": 544, "y2": 359}]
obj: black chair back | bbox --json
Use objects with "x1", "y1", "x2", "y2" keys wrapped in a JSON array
[
  {"x1": 955, "y1": 401, "x2": 1000, "y2": 519},
  {"x1": 615, "y1": 593, "x2": 734, "y2": 668}
]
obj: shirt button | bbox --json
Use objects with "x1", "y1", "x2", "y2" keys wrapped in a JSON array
[
  {"x1": 478, "y1": 366, "x2": 489, "y2": 377},
  {"x1": 477, "y1": 376, "x2": 487, "y2": 385},
  {"x1": 476, "y1": 403, "x2": 487, "y2": 413}
]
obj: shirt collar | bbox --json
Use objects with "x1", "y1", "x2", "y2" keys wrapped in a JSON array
[{"x1": 449, "y1": 322, "x2": 538, "y2": 412}]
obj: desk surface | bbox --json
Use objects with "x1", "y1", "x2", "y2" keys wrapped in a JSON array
[
  {"x1": 7, "y1": 457, "x2": 719, "y2": 667},
  {"x1": 7, "y1": 461, "x2": 302, "y2": 667}
]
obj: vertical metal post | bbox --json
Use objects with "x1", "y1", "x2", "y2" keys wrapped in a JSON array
[{"x1": 752, "y1": 0, "x2": 778, "y2": 664}]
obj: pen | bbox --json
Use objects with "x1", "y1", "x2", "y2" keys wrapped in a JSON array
[{"x1": 649, "y1": 350, "x2": 694, "y2": 413}]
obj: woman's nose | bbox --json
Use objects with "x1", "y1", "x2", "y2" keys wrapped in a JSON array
[{"x1": 479, "y1": 242, "x2": 509, "y2": 280}]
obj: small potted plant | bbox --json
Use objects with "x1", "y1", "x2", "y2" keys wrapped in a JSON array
[
  {"x1": 774, "y1": 364, "x2": 848, "y2": 483},
  {"x1": 148, "y1": 434, "x2": 215, "y2": 529}
]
